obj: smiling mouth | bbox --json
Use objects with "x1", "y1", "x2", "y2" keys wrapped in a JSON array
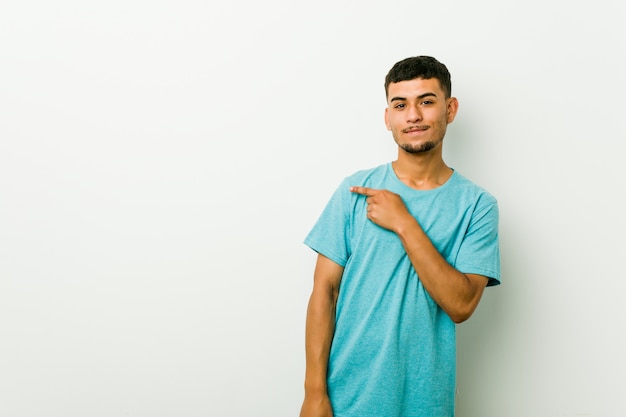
[{"x1": 403, "y1": 126, "x2": 429, "y2": 133}]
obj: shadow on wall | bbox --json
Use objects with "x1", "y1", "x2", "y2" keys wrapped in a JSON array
[{"x1": 455, "y1": 212, "x2": 528, "y2": 413}]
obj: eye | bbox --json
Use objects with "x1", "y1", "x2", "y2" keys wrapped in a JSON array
[
  {"x1": 421, "y1": 100, "x2": 434, "y2": 105},
  {"x1": 394, "y1": 103, "x2": 406, "y2": 109}
]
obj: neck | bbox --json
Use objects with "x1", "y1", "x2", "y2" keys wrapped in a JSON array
[{"x1": 392, "y1": 150, "x2": 452, "y2": 190}]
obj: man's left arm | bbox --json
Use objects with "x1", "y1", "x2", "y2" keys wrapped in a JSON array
[{"x1": 351, "y1": 186, "x2": 489, "y2": 323}]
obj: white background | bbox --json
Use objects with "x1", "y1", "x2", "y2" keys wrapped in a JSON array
[{"x1": 1, "y1": 1, "x2": 625, "y2": 416}]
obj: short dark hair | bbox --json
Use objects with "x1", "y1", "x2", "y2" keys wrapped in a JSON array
[{"x1": 384, "y1": 56, "x2": 452, "y2": 99}]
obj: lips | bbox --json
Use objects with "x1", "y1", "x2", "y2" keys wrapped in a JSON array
[{"x1": 403, "y1": 126, "x2": 429, "y2": 133}]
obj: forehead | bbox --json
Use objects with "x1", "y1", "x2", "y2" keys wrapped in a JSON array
[{"x1": 387, "y1": 77, "x2": 444, "y2": 101}]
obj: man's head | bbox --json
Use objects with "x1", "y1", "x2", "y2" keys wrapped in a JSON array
[
  {"x1": 383, "y1": 56, "x2": 458, "y2": 155},
  {"x1": 384, "y1": 56, "x2": 452, "y2": 100}
]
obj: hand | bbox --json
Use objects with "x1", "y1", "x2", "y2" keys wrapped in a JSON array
[
  {"x1": 299, "y1": 393, "x2": 333, "y2": 417},
  {"x1": 350, "y1": 186, "x2": 414, "y2": 233}
]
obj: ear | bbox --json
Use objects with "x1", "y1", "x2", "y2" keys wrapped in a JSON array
[
  {"x1": 384, "y1": 107, "x2": 391, "y2": 130},
  {"x1": 446, "y1": 97, "x2": 459, "y2": 124}
]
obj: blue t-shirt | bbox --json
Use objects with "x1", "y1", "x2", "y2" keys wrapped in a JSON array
[{"x1": 304, "y1": 163, "x2": 501, "y2": 417}]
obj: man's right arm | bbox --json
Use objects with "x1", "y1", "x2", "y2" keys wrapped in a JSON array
[{"x1": 299, "y1": 254, "x2": 344, "y2": 417}]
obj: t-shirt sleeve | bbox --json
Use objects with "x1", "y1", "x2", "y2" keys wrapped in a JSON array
[
  {"x1": 303, "y1": 179, "x2": 352, "y2": 267},
  {"x1": 455, "y1": 197, "x2": 501, "y2": 287}
]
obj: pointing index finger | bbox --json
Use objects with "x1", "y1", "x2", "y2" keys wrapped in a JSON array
[{"x1": 350, "y1": 186, "x2": 377, "y2": 196}]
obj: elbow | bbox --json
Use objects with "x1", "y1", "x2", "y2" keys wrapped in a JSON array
[
  {"x1": 448, "y1": 304, "x2": 477, "y2": 324},
  {"x1": 447, "y1": 277, "x2": 487, "y2": 323},
  {"x1": 450, "y1": 313, "x2": 471, "y2": 324}
]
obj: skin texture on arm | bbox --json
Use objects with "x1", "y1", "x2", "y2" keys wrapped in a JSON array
[
  {"x1": 299, "y1": 254, "x2": 344, "y2": 417},
  {"x1": 350, "y1": 186, "x2": 488, "y2": 323}
]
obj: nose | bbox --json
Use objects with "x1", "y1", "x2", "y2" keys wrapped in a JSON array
[{"x1": 406, "y1": 104, "x2": 422, "y2": 123}]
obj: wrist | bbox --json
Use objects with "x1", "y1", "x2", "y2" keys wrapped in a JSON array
[
  {"x1": 394, "y1": 215, "x2": 420, "y2": 237},
  {"x1": 304, "y1": 380, "x2": 328, "y2": 396}
]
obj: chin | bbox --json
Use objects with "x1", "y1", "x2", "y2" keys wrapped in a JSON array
[{"x1": 399, "y1": 141, "x2": 438, "y2": 154}]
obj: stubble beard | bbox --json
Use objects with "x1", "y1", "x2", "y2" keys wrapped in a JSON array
[
  {"x1": 397, "y1": 140, "x2": 440, "y2": 154},
  {"x1": 393, "y1": 122, "x2": 447, "y2": 154}
]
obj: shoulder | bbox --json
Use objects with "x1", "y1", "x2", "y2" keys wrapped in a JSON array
[
  {"x1": 447, "y1": 171, "x2": 498, "y2": 216},
  {"x1": 320, "y1": 163, "x2": 388, "y2": 206},
  {"x1": 450, "y1": 171, "x2": 497, "y2": 202},
  {"x1": 343, "y1": 162, "x2": 390, "y2": 185}
]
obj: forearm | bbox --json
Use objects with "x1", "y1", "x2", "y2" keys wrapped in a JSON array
[
  {"x1": 395, "y1": 218, "x2": 486, "y2": 323},
  {"x1": 303, "y1": 286, "x2": 337, "y2": 394}
]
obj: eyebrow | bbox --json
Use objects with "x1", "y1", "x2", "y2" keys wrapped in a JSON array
[{"x1": 389, "y1": 92, "x2": 438, "y2": 102}]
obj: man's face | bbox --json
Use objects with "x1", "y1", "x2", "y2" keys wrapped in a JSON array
[{"x1": 384, "y1": 77, "x2": 458, "y2": 154}]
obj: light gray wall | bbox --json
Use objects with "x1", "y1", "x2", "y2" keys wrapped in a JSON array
[{"x1": 1, "y1": 1, "x2": 625, "y2": 416}]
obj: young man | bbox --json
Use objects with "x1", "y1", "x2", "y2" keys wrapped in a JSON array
[{"x1": 299, "y1": 56, "x2": 501, "y2": 417}]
